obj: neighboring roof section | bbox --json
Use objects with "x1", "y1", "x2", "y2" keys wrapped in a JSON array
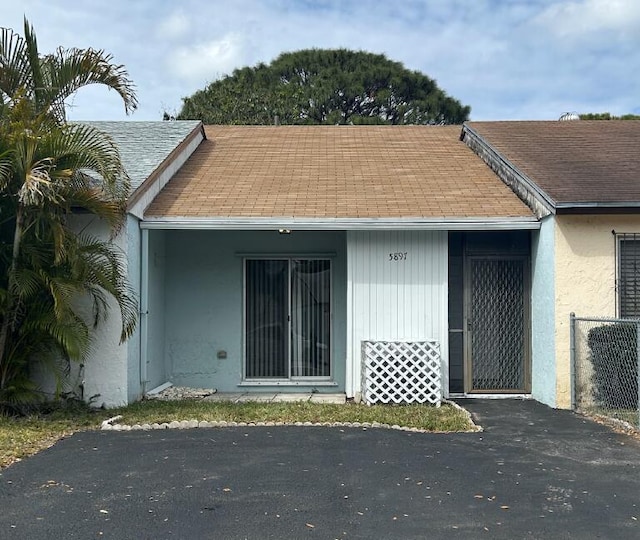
[
  {"x1": 144, "y1": 125, "x2": 534, "y2": 225},
  {"x1": 464, "y1": 121, "x2": 640, "y2": 212},
  {"x1": 84, "y1": 120, "x2": 205, "y2": 218},
  {"x1": 86, "y1": 120, "x2": 203, "y2": 190}
]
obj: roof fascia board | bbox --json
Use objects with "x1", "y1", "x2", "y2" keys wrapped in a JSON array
[
  {"x1": 461, "y1": 124, "x2": 556, "y2": 218},
  {"x1": 140, "y1": 217, "x2": 540, "y2": 231},
  {"x1": 127, "y1": 123, "x2": 206, "y2": 219},
  {"x1": 556, "y1": 203, "x2": 640, "y2": 214}
]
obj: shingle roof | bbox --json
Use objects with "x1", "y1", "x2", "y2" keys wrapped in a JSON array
[
  {"x1": 144, "y1": 125, "x2": 533, "y2": 220},
  {"x1": 466, "y1": 120, "x2": 640, "y2": 207},
  {"x1": 85, "y1": 121, "x2": 202, "y2": 191}
]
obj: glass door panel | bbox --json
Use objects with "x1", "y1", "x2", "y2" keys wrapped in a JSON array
[
  {"x1": 245, "y1": 259, "x2": 288, "y2": 378},
  {"x1": 291, "y1": 260, "x2": 331, "y2": 377}
]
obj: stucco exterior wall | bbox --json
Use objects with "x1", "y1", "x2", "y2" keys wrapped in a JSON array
[
  {"x1": 31, "y1": 214, "x2": 142, "y2": 407},
  {"x1": 163, "y1": 230, "x2": 347, "y2": 393},
  {"x1": 554, "y1": 214, "x2": 640, "y2": 408},
  {"x1": 531, "y1": 216, "x2": 556, "y2": 407},
  {"x1": 67, "y1": 215, "x2": 133, "y2": 407},
  {"x1": 126, "y1": 215, "x2": 142, "y2": 403}
]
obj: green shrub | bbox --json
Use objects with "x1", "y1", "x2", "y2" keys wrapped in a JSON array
[{"x1": 587, "y1": 323, "x2": 638, "y2": 409}]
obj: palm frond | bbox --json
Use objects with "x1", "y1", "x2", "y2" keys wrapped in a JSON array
[
  {"x1": 43, "y1": 123, "x2": 130, "y2": 193},
  {"x1": 75, "y1": 233, "x2": 138, "y2": 341},
  {"x1": 0, "y1": 24, "x2": 30, "y2": 103},
  {"x1": 61, "y1": 182, "x2": 125, "y2": 231},
  {"x1": 22, "y1": 18, "x2": 44, "y2": 112},
  {"x1": 23, "y1": 304, "x2": 89, "y2": 361},
  {"x1": 45, "y1": 46, "x2": 138, "y2": 118},
  {"x1": 44, "y1": 274, "x2": 82, "y2": 321},
  {"x1": 1, "y1": 18, "x2": 137, "y2": 122},
  {"x1": 0, "y1": 150, "x2": 14, "y2": 192},
  {"x1": 8, "y1": 122, "x2": 130, "y2": 235},
  {"x1": 11, "y1": 267, "x2": 41, "y2": 299}
]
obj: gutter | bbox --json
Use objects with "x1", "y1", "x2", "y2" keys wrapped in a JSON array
[
  {"x1": 555, "y1": 203, "x2": 640, "y2": 214},
  {"x1": 140, "y1": 216, "x2": 540, "y2": 230},
  {"x1": 460, "y1": 124, "x2": 556, "y2": 219}
]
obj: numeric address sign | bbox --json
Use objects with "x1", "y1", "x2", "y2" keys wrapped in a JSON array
[{"x1": 389, "y1": 252, "x2": 408, "y2": 261}]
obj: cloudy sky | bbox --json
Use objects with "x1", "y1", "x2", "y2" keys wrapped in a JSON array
[{"x1": 5, "y1": 0, "x2": 639, "y2": 121}]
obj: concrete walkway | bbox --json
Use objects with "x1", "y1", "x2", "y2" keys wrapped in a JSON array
[
  {"x1": 204, "y1": 392, "x2": 346, "y2": 404},
  {"x1": 1, "y1": 399, "x2": 639, "y2": 539}
]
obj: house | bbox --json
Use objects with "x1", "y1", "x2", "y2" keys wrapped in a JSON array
[
  {"x1": 137, "y1": 125, "x2": 540, "y2": 405},
  {"x1": 461, "y1": 120, "x2": 640, "y2": 409}
]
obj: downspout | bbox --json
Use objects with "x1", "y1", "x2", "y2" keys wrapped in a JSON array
[{"x1": 140, "y1": 227, "x2": 149, "y2": 395}]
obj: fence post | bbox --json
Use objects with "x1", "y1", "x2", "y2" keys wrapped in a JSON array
[{"x1": 570, "y1": 312, "x2": 576, "y2": 410}]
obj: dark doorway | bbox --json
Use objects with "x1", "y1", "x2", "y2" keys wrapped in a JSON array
[{"x1": 448, "y1": 232, "x2": 531, "y2": 394}]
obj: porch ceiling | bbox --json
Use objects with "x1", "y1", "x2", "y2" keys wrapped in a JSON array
[{"x1": 143, "y1": 125, "x2": 534, "y2": 223}]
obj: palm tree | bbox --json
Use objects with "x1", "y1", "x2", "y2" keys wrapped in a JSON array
[
  {"x1": 0, "y1": 19, "x2": 138, "y2": 406},
  {"x1": 0, "y1": 18, "x2": 137, "y2": 122}
]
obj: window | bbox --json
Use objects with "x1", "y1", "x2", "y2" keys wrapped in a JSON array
[
  {"x1": 244, "y1": 258, "x2": 331, "y2": 380},
  {"x1": 618, "y1": 234, "x2": 640, "y2": 318}
]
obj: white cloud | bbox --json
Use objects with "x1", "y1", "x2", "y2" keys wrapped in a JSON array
[
  {"x1": 167, "y1": 33, "x2": 245, "y2": 83},
  {"x1": 156, "y1": 10, "x2": 191, "y2": 40},
  {"x1": 534, "y1": 0, "x2": 640, "y2": 39}
]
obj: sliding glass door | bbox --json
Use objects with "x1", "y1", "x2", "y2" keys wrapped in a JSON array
[{"x1": 245, "y1": 259, "x2": 331, "y2": 380}]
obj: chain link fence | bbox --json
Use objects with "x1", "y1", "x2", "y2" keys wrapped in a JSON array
[{"x1": 571, "y1": 314, "x2": 640, "y2": 430}]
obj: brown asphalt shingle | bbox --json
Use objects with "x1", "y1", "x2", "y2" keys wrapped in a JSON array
[
  {"x1": 144, "y1": 125, "x2": 533, "y2": 220},
  {"x1": 467, "y1": 120, "x2": 640, "y2": 206}
]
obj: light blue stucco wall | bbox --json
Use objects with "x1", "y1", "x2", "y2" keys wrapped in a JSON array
[
  {"x1": 126, "y1": 215, "x2": 142, "y2": 402},
  {"x1": 146, "y1": 230, "x2": 167, "y2": 390},
  {"x1": 163, "y1": 230, "x2": 347, "y2": 393},
  {"x1": 531, "y1": 215, "x2": 556, "y2": 407}
]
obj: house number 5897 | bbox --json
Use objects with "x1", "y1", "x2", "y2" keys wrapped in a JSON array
[{"x1": 389, "y1": 252, "x2": 408, "y2": 261}]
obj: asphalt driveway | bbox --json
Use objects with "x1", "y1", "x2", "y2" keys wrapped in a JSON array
[{"x1": 1, "y1": 399, "x2": 639, "y2": 539}]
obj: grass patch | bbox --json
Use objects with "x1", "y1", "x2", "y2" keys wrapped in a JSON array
[
  {"x1": 0, "y1": 406, "x2": 111, "y2": 469},
  {"x1": 0, "y1": 400, "x2": 474, "y2": 470},
  {"x1": 115, "y1": 400, "x2": 472, "y2": 432},
  {"x1": 580, "y1": 406, "x2": 640, "y2": 429}
]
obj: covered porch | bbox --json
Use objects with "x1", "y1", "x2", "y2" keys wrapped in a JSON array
[
  {"x1": 138, "y1": 225, "x2": 542, "y2": 402},
  {"x1": 140, "y1": 228, "x2": 348, "y2": 396}
]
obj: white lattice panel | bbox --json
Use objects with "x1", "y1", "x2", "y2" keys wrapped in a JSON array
[{"x1": 362, "y1": 341, "x2": 442, "y2": 405}]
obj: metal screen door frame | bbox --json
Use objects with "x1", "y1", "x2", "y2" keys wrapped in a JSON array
[{"x1": 463, "y1": 255, "x2": 531, "y2": 394}]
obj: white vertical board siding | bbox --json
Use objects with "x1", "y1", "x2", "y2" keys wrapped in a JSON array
[{"x1": 346, "y1": 231, "x2": 448, "y2": 398}]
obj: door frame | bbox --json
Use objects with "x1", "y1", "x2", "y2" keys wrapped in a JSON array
[{"x1": 463, "y1": 254, "x2": 531, "y2": 394}]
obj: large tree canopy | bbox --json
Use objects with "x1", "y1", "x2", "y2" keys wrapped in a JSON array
[{"x1": 178, "y1": 49, "x2": 470, "y2": 125}]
